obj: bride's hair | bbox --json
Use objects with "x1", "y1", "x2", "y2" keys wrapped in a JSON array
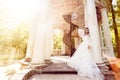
[{"x1": 84, "y1": 27, "x2": 89, "y2": 35}]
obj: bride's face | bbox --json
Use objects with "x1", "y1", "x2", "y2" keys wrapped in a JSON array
[{"x1": 84, "y1": 28, "x2": 89, "y2": 34}]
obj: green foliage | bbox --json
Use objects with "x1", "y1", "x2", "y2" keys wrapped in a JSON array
[
  {"x1": 102, "y1": 0, "x2": 120, "y2": 56},
  {"x1": 53, "y1": 30, "x2": 63, "y2": 49},
  {"x1": 110, "y1": 28, "x2": 116, "y2": 50},
  {"x1": 11, "y1": 23, "x2": 29, "y2": 53},
  {"x1": 107, "y1": 0, "x2": 120, "y2": 54},
  {"x1": 0, "y1": 23, "x2": 29, "y2": 61}
]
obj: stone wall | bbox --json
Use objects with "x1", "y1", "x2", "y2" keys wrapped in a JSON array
[{"x1": 49, "y1": 0, "x2": 85, "y2": 29}]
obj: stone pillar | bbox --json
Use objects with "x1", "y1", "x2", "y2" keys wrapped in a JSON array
[
  {"x1": 100, "y1": 27, "x2": 104, "y2": 47},
  {"x1": 31, "y1": 22, "x2": 46, "y2": 64},
  {"x1": 43, "y1": 24, "x2": 53, "y2": 60},
  {"x1": 101, "y1": 8, "x2": 115, "y2": 57},
  {"x1": 25, "y1": 31, "x2": 33, "y2": 58},
  {"x1": 30, "y1": 0, "x2": 50, "y2": 64},
  {"x1": 25, "y1": 19, "x2": 36, "y2": 58},
  {"x1": 61, "y1": 42, "x2": 65, "y2": 55},
  {"x1": 99, "y1": 26, "x2": 104, "y2": 57},
  {"x1": 85, "y1": 0, "x2": 103, "y2": 63}
]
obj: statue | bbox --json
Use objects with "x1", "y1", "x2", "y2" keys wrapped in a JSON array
[{"x1": 63, "y1": 14, "x2": 79, "y2": 57}]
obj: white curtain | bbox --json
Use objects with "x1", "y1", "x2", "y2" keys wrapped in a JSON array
[{"x1": 85, "y1": 0, "x2": 103, "y2": 63}]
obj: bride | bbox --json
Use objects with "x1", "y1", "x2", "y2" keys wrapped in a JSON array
[{"x1": 68, "y1": 27, "x2": 104, "y2": 80}]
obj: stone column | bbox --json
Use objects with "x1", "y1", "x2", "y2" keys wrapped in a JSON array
[
  {"x1": 31, "y1": 21, "x2": 46, "y2": 64},
  {"x1": 30, "y1": 0, "x2": 50, "y2": 64},
  {"x1": 61, "y1": 42, "x2": 65, "y2": 55},
  {"x1": 101, "y1": 8, "x2": 115, "y2": 57},
  {"x1": 25, "y1": 30, "x2": 33, "y2": 58},
  {"x1": 99, "y1": 27, "x2": 104, "y2": 57},
  {"x1": 85, "y1": 0, "x2": 103, "y2": 63},
  {"x1": 25, "y1": 19, "x2": 36, "y2": 58},
  {"x1": 43, "y1": 24, "x2": 53, "y2": 60}
]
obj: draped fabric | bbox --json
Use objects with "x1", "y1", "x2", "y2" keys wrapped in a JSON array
[
  {"x1": 85, "y1": 0, "x2": 102, "y2": 63},
  {"x1": 68, "y1": 29, "x2": 104, "y2": 80}
]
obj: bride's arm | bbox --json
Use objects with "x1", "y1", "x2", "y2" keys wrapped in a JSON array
[{"x1": 78, "y1": 29, "x2": 84, "y2": 38}]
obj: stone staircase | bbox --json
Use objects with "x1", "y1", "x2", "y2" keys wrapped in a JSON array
[
  {"x1": 28, "y1": 56, "x2": 115, "y2": 80},
  {"x1": 10, "y1": 56, "x2": 116, "y2": 80}
]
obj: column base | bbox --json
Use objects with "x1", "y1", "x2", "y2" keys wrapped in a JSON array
[
  {"x1": 30, "y1": 62, "x2": 47, "y2": 69},
  {"x1": 45, "y1": 60, "x2": 53, "y2": 64}
]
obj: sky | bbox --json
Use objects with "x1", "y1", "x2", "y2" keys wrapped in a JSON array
[
  {"x1": 0, "y1": 0, "x2": 44, "y2": 29},
  {"x1": 0, "y1": 0, "x2": 39, "y2": 20}
]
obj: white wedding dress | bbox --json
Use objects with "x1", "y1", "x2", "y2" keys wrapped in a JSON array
[{"x1": 68, "y1": 29, "x2": 104, "y2": 80}]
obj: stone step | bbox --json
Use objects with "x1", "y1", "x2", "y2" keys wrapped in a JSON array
[
  {"x1": 42, "y1": 70, "x2": 77, "y2": 74},
  {"x1": 37, "y1": 62, "x2": 115, "y2": 80},
  {"x1": 41, "y1": 63, "x2": 77, "y2": 74},
  {"x1": 28, "y1": 74, "x2": 92, "y2": 80},
  {"x1": 102, "y1": 70, "x2": 116, "y2": 80}
]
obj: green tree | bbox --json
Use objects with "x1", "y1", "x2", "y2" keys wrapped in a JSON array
[
  {"x1": 11, "y1": 23, "x2": 29, "y2": 59},
  {"x1": 0, "y1": 23, "x2": 29, "y2": 61},
  {"x1": 0, "y1": 27, "x2": 12, "y2": 61},
  {"x1": 103, "y1": 0, "x2": 120, "y2": 57},
  {"x1": 53, "y1": 30, "x2": 63, "y2": 49},
  {"x1": 110, "y1": 0, "x2": 120, "y2": 57}
]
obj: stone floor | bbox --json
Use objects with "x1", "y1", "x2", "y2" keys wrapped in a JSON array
[
  {"x1": 1, "y1": 56, "x2": 119, "y2": 80},
  {"x1": 0, "y1": 63, "x2": 21, "y2": 80},
  {"x1": 28, "y1": 74, "x2": 92, "y2": 80},
  {"x1": 28, "y1": 56, "x2": 93, "y2": 80},
  {"x1": 28, "y1": 56, "x2": 116, "y2": 80}
]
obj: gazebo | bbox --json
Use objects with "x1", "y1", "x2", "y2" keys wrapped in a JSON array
[{"x1": 25, "y1": 0, "x2": 114, "y2": 64}]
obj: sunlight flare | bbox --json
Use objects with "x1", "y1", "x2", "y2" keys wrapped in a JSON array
[
  {"x1": 4, "y1": 0, "x2": 39, "y2": 20},
  {"x1": 0, "y1": 0, "x2": 50, "y2": 29}
]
